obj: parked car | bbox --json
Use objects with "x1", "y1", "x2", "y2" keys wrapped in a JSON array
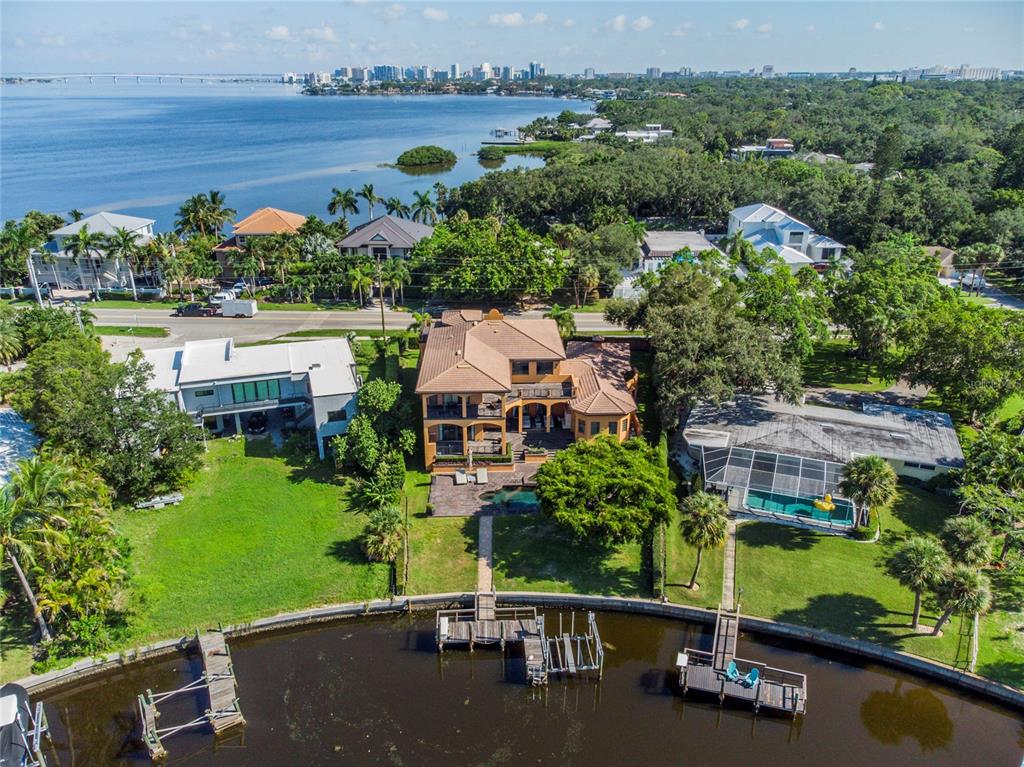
[
  {"x1": 232, "y1": 280, "x2": 247, "y2": 293},
  {"x1": 246, "y1": 412, "x2": 268, "y2": 434},
  {"x1": 257, "y1": 277, "x2": 275, "y2": 287},
  {"x1": 960, "y1": 273, "x2": 987, "y2": 290},
  {"x1": 209, "y1": 290, "x2": 236, "y2": 305},
  {"x1": 175, "y1": 302, "x2": 218, "y2": 317}
]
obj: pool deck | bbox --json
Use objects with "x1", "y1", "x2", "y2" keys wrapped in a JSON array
[{"x1": 428, "y1": 465, "x2": 540, "y2": 517}]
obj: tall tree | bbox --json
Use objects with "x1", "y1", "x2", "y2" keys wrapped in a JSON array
[
  {"x1": 678, "y1": 491, "x2": 729, "y2": 590},
  {"x1": 358, "y1": 184, "x2": 381, "y2": 219},
  {"x1": 543, "y1": 303, "x2": 576, "y2": 340},
  {"x1": 385, "y1": 197, "x2": 410, "y2": 219},
  {"x1": 888, "y1": 536, "x2": 950, "y2": 629},
  {"x1": 327, "y1": 187, "x2": 359, "y2": 222},
  {"x1": 839, "y1": 455, "x2": 898, "y2": 527},
  {"x1": 957, "y1": 483, "x2": 1024, "y2": 563},
  {"x1": 62, "y1": 225, "x2": 108, "y2": 291},
  {"x1": 930, "y1": 565, "x2": 991, "y2": 637},
  {"x1": 411, "y1": 190, "x2": 438, "y2": 224},
  {"x1": 105, "y1": 226, "x2": 142, "y2": 299},
  {"x1": 940, "y1": 515, "x2": 992, "y2": 569},
  {"x1": 204, "y1": 189, "x2": 236, "y2": 238}
]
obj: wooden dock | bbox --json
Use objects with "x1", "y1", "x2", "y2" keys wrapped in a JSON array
[
  {"x1": 436, "y1": 593, "x2": 604, "y2": 686},
  {"x1": 676, "y1": 605, "x2": 807, "y2": 717},
  {"x1": 137, "y1": 629, "x2": 245, "y2": 761}
]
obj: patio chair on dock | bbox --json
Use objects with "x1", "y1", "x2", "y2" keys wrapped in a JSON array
[
  {"x1": 742, "y1": 668, "x2": 760, "y2": 688},
  {"x1": 725, "y1": 660, "x2": 740, "y2": 682}
]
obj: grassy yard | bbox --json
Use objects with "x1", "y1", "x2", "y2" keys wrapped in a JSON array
[
  {"x1": 479, "y1": 140, "x2": 577, "y2": 161},
  {"x1": 801, "y1": 339, "x2": 889, "y2": 392},
  {"x1": 113, "y1": 438, "x2": 389, "y2": 643},
  {"x1": 663, "y1": 501, "x2": 725, "y2": 608},
  {"x1": 492, "y1": 514, "x2": 646, "y2": 596},
  {"x1": 94, "y1": 325, "x2": 169, "y2": 338},
  {"x1": 734, "y1": 485, "x2": 1024, "y2": 688}
]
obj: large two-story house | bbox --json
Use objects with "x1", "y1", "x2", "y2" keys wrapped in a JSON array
[
  {"x1": 612, "y1": 230, "x2": 718, "y2": 299},
  {"x1": 415, "y1": 309, "x2": 639, "y2": 470},
  {"x1": 727, "y1": 203, "x2": 844, "y2": 274},
  {"x1": 213, "y1": 207, "x2": 307, "y2": 277},
  {"x1": 143, "y1": 337, "x2": 361, "y2": 459}
]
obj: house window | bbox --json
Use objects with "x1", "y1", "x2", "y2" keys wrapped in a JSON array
[
  {"x1": 371, "y1": 246, "x2": 388, "y2": 258},
  {"x1": 578, "y1": 420, "x2": 585, "y2": 434},
  {"x1": 512, "y1": 361, "x2": 530, "y2": 376},
  {"x1": 327, "y1": 408, "x2": 348, "y2": 423},
  {"x1": 231, "y1": 378, "x2": 283, "y2": 404},
  {"x1": 193, "y1": 388, "x2": 215, "y2": 398},
  {"x1": 821, "y1": 247, "x2": 836, "y2": 260},
  {"x1": 536, "y1": 361, "x2": 554, "y2": 375},
  {"x1": 590, "y1": 421, "x2": 600, "y2": 436},
  {"x1": 789, "y1": 232, "x2": 804, "y2": 244},
  {"x1": 608, "y1": 421, "x2": 618, "y2": 435}
]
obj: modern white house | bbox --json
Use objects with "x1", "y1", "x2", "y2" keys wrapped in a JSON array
[
  {"x1": 28, "y1": 212, "x2": 158, "y2": 294},
  {"x1": 614, "y1": 123, "x2": 674, "y2": 143},
  {"x1": 727, "y1": 203, "x2": 845, "y2": 273},
  {"x1": 143, "y1": 337, "x2": 361, "y2": 459},
  {"x1": 339, "y1": 215, "x2": 434, "y2": 259},
  {"x1": 612, "y1": 231, "x2": 718, "y2": 299}
]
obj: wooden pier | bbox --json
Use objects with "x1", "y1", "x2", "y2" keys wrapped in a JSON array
[
  {"x1": 137, "y1": 629, "x2": 245, "y2": 760},
  {"x1": 676, "y1": 606, "x2": 807, "y2": 717},
  {"x1": 436, "y1": 593, "x2": 604, "y2": 686}
]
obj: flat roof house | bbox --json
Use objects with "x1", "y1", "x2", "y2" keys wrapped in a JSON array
[
  {"x1": 143, "y1": 337, "x2": 360, "y2": 459},
  {"x1": 339, "y1": 215, "x2": 434, "y2": 259},
  {"x1": 727, "y1": 203, "x2": 845, "y2": 273},
  {"x1": 29, "y1": 212, "x2": 158, "y2": 294},
  {"x1": 613, "y1": 231, "x2": 718, "y2": 299},
  {"x1": 682, "y1": 395, "x2": 964, "y2": 529},
  {"x1": 416, "y1": 309, "x2": 639, "y2": 470}
]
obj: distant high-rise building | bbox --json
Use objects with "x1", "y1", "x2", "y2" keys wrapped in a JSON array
[
  {"x1": 954, "y1": 64, "x2": 1000, "y2": 81},
  {"x1": 584, "y1": 67, "x2": 596, "y2": 80},
  {"x1": 372, "y1": 65, "x2": 403, "y2": 82},
  {"x1": 501, "y1": 65, "x2": 513, "y2": 81},
  {"x1": 646, "y1": 67, "x2": 661, "y2": 79},
  {"x1": 450, "y1": 63, "x2": 460, "y2": 80},
  {"x1": 762, "y1": 64, "x2": 774, "y2": 79},
  {"x1": 475, "y1": 63, "x2": 492, "y2": 81},
  {"x1": 528, "y1": 61, "x2": 545, "y2": 79},
  {"x1": 333, "y1": 67, "x2": 351, "y2": 80}
]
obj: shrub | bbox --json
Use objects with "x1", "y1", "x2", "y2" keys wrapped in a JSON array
[
  {"x1": 396, "y1": 145, "x2": 457, "y2": 167},
  {"x1": 477, "y1": 146, "x2": 506, "y2": 162}
]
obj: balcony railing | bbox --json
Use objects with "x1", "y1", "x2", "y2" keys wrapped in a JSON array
[
  {"x1": 426, "y1": 403, "x2": 504, "y2": 419},
  {"x1": 467, "y1": 439, "x2": 503, "y2": 454},
  {"x1": 509, "y1": 382, "x2": 573, "y2": 400},
  {"x1": 426, "y1": 405, "x2": 463, "y2": 419},
  {"x1": 195, "y1": 394, "x2": 310, "y2": 417}
]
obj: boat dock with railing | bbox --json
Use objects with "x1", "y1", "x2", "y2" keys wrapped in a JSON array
[
  {"x1": 436, "y1": 593, "x2": 604, "y2": 686},
  {"x1": 676, "y1": 605, "x2": 807, "y2": 716}
]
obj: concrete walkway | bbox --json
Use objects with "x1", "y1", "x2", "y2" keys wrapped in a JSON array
[
  {"x1": 721, "y1": 520, "x2": 738, "y2": 611},
  {"x1": 477, "y1": 514, "x2": 494, "y2": 593}
]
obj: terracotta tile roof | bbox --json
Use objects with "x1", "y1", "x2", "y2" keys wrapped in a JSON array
[
  {"x1": 564, "y1": 341, "x2": 637, "y2": 416},
  {"x1": 231, "y1": 207, "x2": 307, "y2": 236}
]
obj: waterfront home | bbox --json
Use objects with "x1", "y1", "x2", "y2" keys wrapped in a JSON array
[
  {"x1": 28, "y1": 212, "x2": 158, "y2": 295},
  {"x1": 681, "y1": 396, "x2": 964, "y2": 528},
  {"x1": 730, "y1": 138, "x2": 796, "y2": 161},
  {"x1": 415, "y1": 309, "x2": 639, "y2": 470},
  {"x1": 615, "y1": 124, "x2": 674, "y2": 143},
  {"x1": 339, "y1": 215, "x2": 434, "y2": 259},
  {"x1": 143, "y1": 337, "x2": 360, "y2": 459},
  {"x1": 213, "y1": 207, "x2": 307, "y2": 277},
  {"x1": 612, "y1": 230, "x2": 718, "y2": 299},
  {"x1": 727, "y1": 203, "x2": 845, "y2": 272}
]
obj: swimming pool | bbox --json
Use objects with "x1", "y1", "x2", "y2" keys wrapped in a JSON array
[
  {"x1": 745, "y1": 488, "x2": 855, "y2": 526},
  {"x1": 479, "y1": 486, "x2": 539, "y2": 508}
]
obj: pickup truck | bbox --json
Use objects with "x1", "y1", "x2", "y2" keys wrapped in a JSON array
[{"x1": 175, "y1": 302, "x2": 218, "y2": 317}]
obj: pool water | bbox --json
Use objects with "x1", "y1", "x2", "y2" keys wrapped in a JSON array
[
  {"x1": 479, "y1": 486, "x2": 539, "y2": 507},
  {"x1": 746, "y1": 489, "x2": 856, "y2": 525}
]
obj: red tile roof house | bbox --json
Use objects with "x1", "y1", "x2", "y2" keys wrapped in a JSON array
[{"x1": 213, "y1": 207, "x2": 307, "y2": 278}]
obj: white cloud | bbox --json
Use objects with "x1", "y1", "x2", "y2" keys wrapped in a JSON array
[
  {"x1": 757, "y1": 22, "x2": 773, "y2": 34},
  {"x1": 303, "y1": 25, "x2": 338, "y2": 43},
  {"x1": 39, "y1": 34, "x2": 65, "y2": 47},
  {"x1": 606, "y1": 15, "x2": 627, "y2": 33},
  {"x1": 632, "y1": 16, "x2": 654, "y2": 32},
  {"x1": 489, "y1": 12, "x2": 524, "y2": 27},
  {"x1": 14, "y1": 36, "x2": 24, "y2": 47},
  {"x1": 221, "y1": 41, "x2": 241, "y2": 53},
  {"x1": 383, "y1": 4, "x2": 405, "y2": 20},
  {"x1": 423, "y1": 7, "x2": 448, "y2": 22},
  {"x1": 264, "y1": 25, "x2": 291, "y2": 41},
  {"x1": 806, "y1": 23, "x2": 816, "y2": 33},
  {"x1": 669, "y1": 21, "x2": 694, "y2": 37},
  {"x1": 531, "y1": 12, "x2": 548, "y2": 25},
  {"x1": 731, "y1": 18, "x2": 749, "y2": 31},
  {"x1": 563, "y1": 19, "x2": 576, "y2": 28},
  {"x1": 873, "y1": 21, "x2": 885, "y2": 31},
  {"x1": 199, "y1": 22, "x2": 213, "y2": 34}
]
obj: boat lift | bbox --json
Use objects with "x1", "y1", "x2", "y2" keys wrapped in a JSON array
[{"x1": 0, "y1": 683, "x2": 51, "y2": 767}]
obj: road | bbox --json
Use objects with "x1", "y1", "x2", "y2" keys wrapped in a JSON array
[{"x1": 92, "y1": 306, "x2": 624, "y2": 356}]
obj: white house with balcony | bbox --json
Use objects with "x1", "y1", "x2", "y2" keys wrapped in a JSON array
[
  {"x1": 727, "y1": 203, "x2": 844, "y2": 274},
  {"x1": 612, "y1": 231, "x2": 718, "y2": 298},
  {"x1": 143, "y1": 337, "x2": 361, "y2": 459},
  {"x1": 28, "y1": 212, "x2": 158, "y2": 295}
]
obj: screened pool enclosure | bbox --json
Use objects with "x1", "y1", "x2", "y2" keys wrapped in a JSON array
[{"x1": 700, "y1": 446, "x2": 856, "y2": 527}]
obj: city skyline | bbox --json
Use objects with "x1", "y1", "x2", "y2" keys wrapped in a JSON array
[{"x1": 1, "y1": 1, "x2": 1022, "y2": 75}]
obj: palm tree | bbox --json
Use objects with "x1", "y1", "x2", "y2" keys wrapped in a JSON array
[
  {"x1": 63, "y1": 225, "x2": 108, "y2": 292},
  {"x1": 623, "y1": 217, "x2": 646, "y2": 245},
  {"x1": 839, "y1": 455, "x2": 898, "y2": 528},
  {"x1": 175, "y1": 193, "x2": 210, "y2": 236},
  {"x1": 0, "y1": 308, "x2": 23, "y2": 369},
  {"x1": 0, "y1": 223, "x2": 43, "y2": 297},
  {"x1": 147, "y1": 232, "x2": 180, "y2": 294},
  {"x1": 940, "y1": 515, "x2": 992, "y2": 568},
  {"x1": 0, "y1": 490, "x2": 54, "y2": 642},
  {"x1": 407, "y1": 310, "x2": 430, "y2": 335},
  {"x1": 358, "y1": 184, "x2": 381, "y2": 219},
  {"x1": 544, "y1": 303, "x2": 576, "y2": 340},
  {"x1": 888, "y1": 536, "x2": 950, "y2": 630},
  {"x1": 327, "y1": 187, "x2": 359, "y2": 222},
  {"x1": 386, "y1": 258, "x2": 411, "y2": 306},
  {"x1": 432, "y1": 182, "x2": 448, "y2": 217},
  {"x1": 204, "y1": 189, "x2": 235, "y2": 238},
  {"x1": 931, "y1": 564, "x2": 992, "y2": 636},
  {"x1": 348, "y1": 261, "x2": 373, "y2": 305},
  {"x1": 410, "y1": 190, "x2": 438, "y2": 224},
  {"x1": 678, "y1": 491, "x2": 729, "y2": 590},
  {"x1": 105, "y1": 226, "x2": 141, "y2": 299},
  {"x1": 68, "y1": 209, "x2": 85, "y2": 222},
  {"x1": 361, "y1": 506, "x2": 404, "y2": 563},
  {"x1": 385, "y1": 197, "x2": 411, "y2": 219}
]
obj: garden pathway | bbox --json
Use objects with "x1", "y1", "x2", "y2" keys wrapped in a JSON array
[
  {"x1": 477, "y1": 514, "x2": 494, "y2": 593},
  {"x1": 721, "y1": 520, "x2": 738, "y2": 611}
]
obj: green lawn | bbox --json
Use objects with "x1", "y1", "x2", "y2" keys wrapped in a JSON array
[
  {"x1": 91, "y1": 299, "x2": 178, "y2": 310},
  {"x1": 663, "y1": 501, "x2": 725, "y2": 608},
  {"x1": 113, "y1": 438, "x2": 389, "y2": 643},
  {"x1": 95, "y1": 325, "x2": 170, "y2": 338},
  {"x1": 492, "y1": 514, "x2": 646, "y2": 596},
  {"x1": 734, "y1": 485, "x2": 1024, "y2": 688},
  {"x1": 802, "y1": 339, "x2": 889, "y2": 392}
]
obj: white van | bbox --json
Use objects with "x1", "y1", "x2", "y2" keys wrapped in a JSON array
[{"x1": 209, "y1": 289, "x2": 236, "y2": 305}]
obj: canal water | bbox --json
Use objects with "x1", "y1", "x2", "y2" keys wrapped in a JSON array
[{"x1": 40, "y1": 611, "x2": 1022, "y2": 766}]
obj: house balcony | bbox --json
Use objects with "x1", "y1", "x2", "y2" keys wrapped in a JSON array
[
  {"x1": 508, "y1": 382, "x2": 573, "y2": 401},
  {"x1": 434, "y1": 439, "x2": 504, "y2": 457},
  {"x1": 194, "y1": 394, "x2": 311, "y2": 418},
  {"x1": 426, "y1": 402, "x2": 504, "y2": 420}
]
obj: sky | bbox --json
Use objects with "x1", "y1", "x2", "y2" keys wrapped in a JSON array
[{"x1": 1, "y1": 1, "x2": 1022, "y2": 75}]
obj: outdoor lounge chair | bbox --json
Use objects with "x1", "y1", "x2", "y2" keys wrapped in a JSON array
[
  {"x1": 742, "y1": 668, "x2": 760, "y2": 688},
  {"x1": 476, "y1": 468, "x2": 489, "y2": 484},
  {"x1": 725, "y1": 661, "x2": 740, "y2": 682},
  {"x1": 454, "y1": 470, "x2": 468, "y2": 485}
]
